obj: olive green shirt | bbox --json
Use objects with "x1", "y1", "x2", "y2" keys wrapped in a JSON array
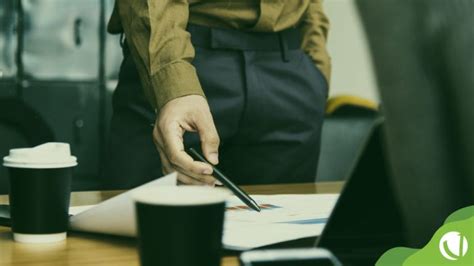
[{"x1": 108, "y1": 0, "x2": 331, "y2": 109}]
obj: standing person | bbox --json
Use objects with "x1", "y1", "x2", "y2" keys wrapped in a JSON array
[{"x1": 101, "y1": 1, "x2": 331, "y2": 188}]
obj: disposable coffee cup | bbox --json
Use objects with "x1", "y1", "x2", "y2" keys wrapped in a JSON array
[
  {"x1": 3, "y1": 142, "x2": 77, "y2": 244},
  {"x1": 132, "y1": 186, "x2": 230, "y2": 266}
]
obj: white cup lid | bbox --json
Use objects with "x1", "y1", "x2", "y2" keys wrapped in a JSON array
[{"x1": 3, "y1": 142, "x2": 77, "y2": 169}]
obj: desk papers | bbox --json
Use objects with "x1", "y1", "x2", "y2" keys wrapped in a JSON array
[
  {"x1": 223, "y1": 194, "x2": 338, "y2": 250},
  {"x1": 69, "y1": 173, "x2": 339, "y2": 250},
  {"x1": 70, "y1": 173, "x2": 177, "y2": 236}
]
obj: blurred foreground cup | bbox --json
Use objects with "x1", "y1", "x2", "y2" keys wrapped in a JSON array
[{"x1": 132, "y1": 186, "x2": 229, "y2": 266}]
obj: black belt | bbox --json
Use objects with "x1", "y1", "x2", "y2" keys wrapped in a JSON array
[
  {"x1": 188, "y1": 24, "x2": 300, "y2": 62},
  {"x1": 188, "y1": 24, "x2": 301, "y2": 50}
]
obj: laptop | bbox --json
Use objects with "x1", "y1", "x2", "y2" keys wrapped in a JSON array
[{"x1": 314, "y1": 117, "x2": 404, "y2": 265}]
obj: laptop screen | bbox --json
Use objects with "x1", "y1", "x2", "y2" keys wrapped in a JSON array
[{"x1": 316, "y1": 118, "x2": 405, "y2": 264}]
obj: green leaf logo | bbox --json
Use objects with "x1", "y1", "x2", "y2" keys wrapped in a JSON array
[
  {"x1": 376, "y1": 207, "x2": 474, "y2": 265},
  {"x1": 439, "y1": 231, "x2": 468, "y2": 260}
]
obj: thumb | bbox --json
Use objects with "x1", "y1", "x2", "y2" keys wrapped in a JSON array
[{"x1": 196, "y1": 112, "x2": 220, "y2": 165}]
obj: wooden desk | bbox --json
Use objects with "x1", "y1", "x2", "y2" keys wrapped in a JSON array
[{"x1": 0, "y1": 182, "x2": 343, "y2": 266}]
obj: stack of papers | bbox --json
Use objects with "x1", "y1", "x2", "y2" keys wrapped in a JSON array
[{"x1": 69, "y1": 173, "x2": 339, "y2": 250}]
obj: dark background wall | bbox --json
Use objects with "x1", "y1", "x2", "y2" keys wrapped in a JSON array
[{"x1": 0, "y1": 0, "x2": 123, "y2": 193}]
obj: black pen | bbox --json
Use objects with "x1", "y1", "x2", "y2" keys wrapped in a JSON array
[{"x1": 188, "y1": 148, "x2": 261, "y2": 212}]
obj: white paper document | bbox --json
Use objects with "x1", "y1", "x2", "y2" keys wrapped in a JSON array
[
  {"x1": 69, "y1": 174, "x2": 339, "y2": 250},
  {"x1": 69, "y1": 173, "x2": 177, "y2": 236},
  {"x1": 223, "y1": 194, "x2": 338, "y2": 250}
]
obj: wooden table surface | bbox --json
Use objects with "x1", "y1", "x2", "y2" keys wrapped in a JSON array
[{"x1": 0, "y1": 182, "x2": 343, "y2": 266}]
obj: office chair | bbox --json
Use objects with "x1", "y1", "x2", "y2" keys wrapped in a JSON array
[
  {"x1": 317, "y1": 96, "x2": 379, "y2": 182},
  {"x1": 356, "y1": 0, "x2": 474, "y2": 247},
  {"x1": 0, "y1": 98, "x2": 55, "y2": 194}
]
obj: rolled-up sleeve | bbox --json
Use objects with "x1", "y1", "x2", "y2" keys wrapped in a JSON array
[
  {"x1": 300, "y1": 0, "x2": 332, "y2": 87},
  {"x1": 117, "y1": 0, "x2": 204, "y2": 110}
]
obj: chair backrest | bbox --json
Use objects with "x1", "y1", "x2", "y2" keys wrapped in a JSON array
[
  {"x1": 356, "y1": 0, "x2": 474, "y2": 247},
  {"x1": 316, "y1": 112, "x2": 379, "y2": 182}
]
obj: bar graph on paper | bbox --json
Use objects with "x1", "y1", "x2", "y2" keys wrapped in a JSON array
[{"x1": 225, "y1": 194, "x2": 337, "y2": 225}]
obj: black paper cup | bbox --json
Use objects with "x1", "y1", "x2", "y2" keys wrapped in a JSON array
[
  {"x1": 3, "y1": 143, "x2": 77, "y2": 243},
  {"x1": 132, "y1": 186, "x2": 229, "y2": 266}
]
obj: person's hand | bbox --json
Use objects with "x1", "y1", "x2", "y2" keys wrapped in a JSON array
[{"x1": 153, "y1": 95, "x2": 220, "y2": 185}]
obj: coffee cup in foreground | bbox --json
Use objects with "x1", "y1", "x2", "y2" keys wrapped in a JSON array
[
  {"x1": 132, "y1": 186, "x2": 230, "y2": 266},
  {"x1": 3, "y1": 142, "x2": 77, "y2": 244}
]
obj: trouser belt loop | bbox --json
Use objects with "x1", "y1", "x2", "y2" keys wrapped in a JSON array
[{"x1": 279, "y1": 33, "x2": 289, "y2": 62}]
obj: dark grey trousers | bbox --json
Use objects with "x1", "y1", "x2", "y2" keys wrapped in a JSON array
[{"x1": 101, "y1": 25, "x2": 328, "y2": 189}]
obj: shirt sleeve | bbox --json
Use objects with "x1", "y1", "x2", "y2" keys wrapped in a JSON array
[
  {"x1": 300, "y1": 0, "x2": 332, "y2": 87},
  {"x1": 116, "y1": 0, "x2": 204, "y2": 110}
]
